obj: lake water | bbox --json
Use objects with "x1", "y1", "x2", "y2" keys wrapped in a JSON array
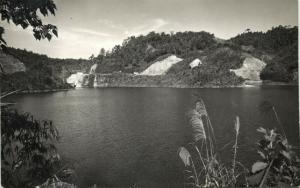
[{"x1": 5, "y1": 86, "x2": 299, "y2": 188}]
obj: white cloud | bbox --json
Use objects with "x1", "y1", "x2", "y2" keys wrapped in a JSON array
[
  {"x1": 34, "y1": 27, "x2": 121, "y2": 58},
  {"x1": 71, "y1": 27, "x2": 112, "y2": 37},
  {"x1": 124, "y1": 18, "x2": 168, "y2": 36},
  {"x1": 96, "y1": 19, "x2": 126, "y2": 31}
]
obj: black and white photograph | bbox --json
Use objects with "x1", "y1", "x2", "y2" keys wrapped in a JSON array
[{"x1": 0, "y1": 0, "x2": 299, "y2": 187}]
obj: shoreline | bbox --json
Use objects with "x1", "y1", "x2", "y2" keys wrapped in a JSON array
[
  {"x1": 93, "y1": 82, "x2": 298, "y2": 89},
  {"x1": 93, "y1": 80, "x2": 298, "y2": 88},
  {"x1": 10, "y1": 81, "x2": 297, "y2": 94},
  {"x1": 16, "y1": 88, "x2": 74, "y2": 94}
]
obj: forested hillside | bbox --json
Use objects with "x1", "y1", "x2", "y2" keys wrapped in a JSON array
[
  {"x1": 95, "y1": 31, "x2": 216, "y2": 73},
  {"x1": 1, "y1": 26, "x2": 298, "y2": 91},
  {"x1": 1, "y1": 48, "x2": 92, "y2": 92},
  {"x1": 93, "y1": 26, "x2": 297, "y2": 86},
  {"x1": 230, "y1": 25, "x2": 298, "y2": 82}
]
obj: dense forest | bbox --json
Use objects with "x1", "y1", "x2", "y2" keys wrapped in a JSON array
[
  {"x1": 92, "y1": 31, "x2": 246, "y2": 87},
  {"x1": 0, "y1": 26, "x2": 298, "y2": 91},
  {"x1": 1, "y1": 48, "x2": 92, "y2": 92},
  {"x1": 93, "y1": 25, "x2": 297, "y2": 86},
  {"x1": 230, "y1": 25, "x2": 298, "y2": 82},
  {"x1": 95, "y1": 31, "x2": 217, "y2": 73}
]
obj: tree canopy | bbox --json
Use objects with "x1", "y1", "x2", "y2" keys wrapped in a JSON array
[
  {"x1": 0, "y1": 0, "x2": 58, "y2": 49},
  {"x1": 95, "y1": 31, "x2": 216, "y2": 73}
]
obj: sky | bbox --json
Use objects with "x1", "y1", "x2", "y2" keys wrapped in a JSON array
[{"x1": 3, "y1": 0, "x2": 298, "y2": 59}]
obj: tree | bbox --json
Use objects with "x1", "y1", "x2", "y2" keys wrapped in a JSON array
[
  {"x1": 245, "y1": 28, "x2": 251, "y2": 33},
  {"x1": 0, "y1": 0, "x2": 58, "y2": 49},
  {"x1": 0, "y1": 1, "x2": 66, "y2": 187},
  {"x1": 1, "y1": 107, "x2": 61, "y2": 188},
  {"x1": 95, "y1": 48, "x2": 106, "y2": 64},
  {"x1": 99, "y1": 48, "x2": 106, "y2": 56},
  {"x1": 89, "y1": 54, "x2": 95, "y2": 60}
]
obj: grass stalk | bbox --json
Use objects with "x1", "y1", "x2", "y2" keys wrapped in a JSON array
[
  {"x1": 272, "y1": 106, "x2": 286, "y2": 138},
  {"x1": 190, "y1": 157, "x2": 199, "y2": 186},
  {"x1": 183, "y1": 100, "x2": 246, "y2": 187},
  {"x1": 258, "y1": 159, "x2": 274, "y2": 188},
  {"x1": 194, "y1": 144, "x2": 207, "y2": 171},
  {"x1": 232, "y1": 116, "x2": 240, "y2": 180}
]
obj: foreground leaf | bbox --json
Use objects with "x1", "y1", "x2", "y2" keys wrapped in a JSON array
[
  {"x1": 257, "y1": 127, "x2": 267, "y2": 134},
  {"x1": 178, "y1": 147, "x2": 191, "y2": 167},
  {"x1": 247, "y1": 170, "x2": 265, "y2": 186},
  {"x1": 252, "y1": 161, "x2": 268, "y2": 173}
]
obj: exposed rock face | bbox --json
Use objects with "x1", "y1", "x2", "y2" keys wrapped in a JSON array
[
  {"x1": 189, "y1": 58, "x2": 202, "y2": 69},
  {"x1": 0, "y1": 51, "x2": 26, "y2": 74},
  {"x1": 140, "y1": 55, "x2": 183, "y2": 76},
  {"x1": 89, "y1": 64, "x2": 98, "y2": 74},
  {"x1": 66, "y1": 72, "x2": 89, "y2": 87},
  {"x1": 230, "y1": 57, "x2": 266, "y2": 81},
  {"x1": 66, "y1": 64, "x2": 99, "y2": 88}
]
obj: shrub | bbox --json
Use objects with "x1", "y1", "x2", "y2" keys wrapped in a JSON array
[
  {"x1": 1, "y1": 107, "x2": 61, "y2": 188},
  {"x1": 247, "y1": 128, "x2": 300, "y2": 187},
  {"x1": 179, "y1": 100, "x2": 300, "y2": 188}
]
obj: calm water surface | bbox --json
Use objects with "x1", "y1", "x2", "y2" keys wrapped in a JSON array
[{"x1": 6, "y1": 87, "x2": 299, "y2": 188}]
